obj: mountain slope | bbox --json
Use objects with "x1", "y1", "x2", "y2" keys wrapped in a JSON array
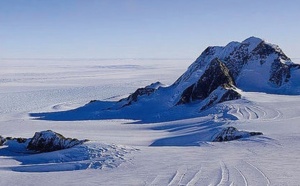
[
  {"x1": 174, "y1": 36, "x2": 300, "y2": 94},
  {"x1": 117, "y1": 36, "x2": 300, "y2": 110},
  {"x1": 30, "y1": 37, "x2": 300, "y2": 124},
  {"x1": 176, "y1": 58, "x2": 240, "y2": 107}
]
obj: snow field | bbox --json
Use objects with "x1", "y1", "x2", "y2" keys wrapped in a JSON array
[{"x1": 0, "y1": 59, "x2": 299, "y2": 185}]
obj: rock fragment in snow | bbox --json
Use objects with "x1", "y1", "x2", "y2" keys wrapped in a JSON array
[
  {"x1": 213, "y1": 127, "x2": 262, "y2": 142},
  {"x1": 0, "y1": 135, "x2": 6, "y2": 146},
  {"x1": 27, "y1": 130, "x2": 88, "y2": 152}
]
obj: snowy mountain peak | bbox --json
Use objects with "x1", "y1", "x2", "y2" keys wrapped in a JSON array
[
  {"x1": 242, "y1": 36, "x2": 264, "y2": 51},
  {"x1": 174, "y1": 37, "x2": 300, "y2": 94}
]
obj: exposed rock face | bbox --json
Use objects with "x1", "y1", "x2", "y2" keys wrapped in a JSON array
[
  {"x1": 27, "y1": 130, "x2": 88, "y2": 152},
  {"x1": 199, "y1": 88, "x2": 241, "y2": 111},
  {"x1": 213, "y1": 127, "x2": 263, "y2": 142},
  {"x1": 0, "y1": 135, "x2": 6, "y2": 146},
  {"x1": 271, "y1": 64, "x2": 300, "y2": 88},
  {"x1": 177, "y1": 58, "x2": 241, "y2": 106},
  {"x1": 5, "y1": 137, "x2": 27, "y2": 143},
  {"x1": 119, "y1": 82, "x2": 164, "y2": 107}
]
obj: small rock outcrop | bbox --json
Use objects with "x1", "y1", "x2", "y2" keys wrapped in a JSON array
[
  {"x1": 5, "y1": 137, "x2": 27, "y2": 143},
  {"x1": 177, "y1": 58, "x2": 241, "y2": 106},
  {"x1": 0, "y1": 135, "x2": 6, "y2": 146},
  {"x1": 119, "y1": 81, "x2": 164, "y2": 107},
  {"x1": 213, "y1": 127, "x2": 263, "y2": 142},
  {"x1": 27, "y1": 130, "x2": 88, "y2": 152}
]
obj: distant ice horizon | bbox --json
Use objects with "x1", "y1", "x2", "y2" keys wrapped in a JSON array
[{"x1": 1, "y1": 57, "x2": 300, "y2": 65}]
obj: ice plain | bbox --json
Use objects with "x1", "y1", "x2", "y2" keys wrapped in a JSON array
[{"x1": 0, "y1": 58, "x2": 300, "y2": 185}]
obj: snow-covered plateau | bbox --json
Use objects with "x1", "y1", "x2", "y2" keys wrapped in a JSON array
[{"x1": 1, "y1": 38, "x2": 300, "y2": 185}]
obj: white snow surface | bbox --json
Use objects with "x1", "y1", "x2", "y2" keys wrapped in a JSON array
[{"x1": 0, "y1": 58, "x2": 300, "y2": 185}]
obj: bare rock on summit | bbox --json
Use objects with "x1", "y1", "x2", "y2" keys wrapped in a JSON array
[
  {"x1": 213, "y1": 127, "x2": 263, "y2": 142},
  {"x1": 27, "y1": 130, "x2": 88, "y2": 152}
]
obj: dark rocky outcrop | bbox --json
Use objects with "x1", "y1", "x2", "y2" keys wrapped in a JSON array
[
  {"x1": 119, "y1": 82, "x2": 164, "y2": 107},
  {"x1": 268, "y1": 60, "x2": 300, "y2": 87},
  {"x1": 199, "y1": 88, "x2": 241, "y2": 111},
  {"x1": 269, "y1": 60, "x2": 290, "y2": 86},
  {"x1": 218, "y1": 89, "x2": 241, "y2": 103},
  {"x1": 0, "y1": 135, "x2": 6, "y2": 146},
  {"x1": 0, "y1": 136, "x2": 27, "y2": 146},
  {"x1": 177, "y1": 58, "x2": 241, "y2": 105},
  {"x1": 27, "y1": 130, "x2": 88, "y2": 152},
  {"x1": 213, "y1": 127, "x2": 263, "y2": 142}
]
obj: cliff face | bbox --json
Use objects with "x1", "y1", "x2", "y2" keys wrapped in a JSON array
[{"x1": 176, "y1": 58, "x2": 240, "y2": 107}]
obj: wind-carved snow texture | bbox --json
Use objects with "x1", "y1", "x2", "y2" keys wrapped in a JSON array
[{"x1": 145, "y1": 158, "x2": 274, "y2": 186}]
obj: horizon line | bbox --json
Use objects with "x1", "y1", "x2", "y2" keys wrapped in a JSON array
[{"x1": 0, "y1": 57, "x2": 195, "y2": 61}]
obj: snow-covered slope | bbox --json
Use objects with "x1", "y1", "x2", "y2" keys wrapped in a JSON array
[
  {"x1": 30, "y1": 37, "x2": 300, "y2": 125},
  {"x1": 108, "y1": 37, "x2": 300, "y2": 110}
]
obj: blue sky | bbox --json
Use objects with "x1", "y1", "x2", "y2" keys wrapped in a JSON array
[{"x1": 1, "y1": 0, "x2": 300, "y2": 59}]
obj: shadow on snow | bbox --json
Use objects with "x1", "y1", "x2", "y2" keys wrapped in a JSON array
[{"x1": 29, "y1": 100, "x2": 243, "y2": 147}]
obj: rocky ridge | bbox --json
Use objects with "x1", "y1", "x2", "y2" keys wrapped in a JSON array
[
  {"x1": 27, "y1": 130, "x2": 88, "y2": 152},
  {"x1": 113, "y1": 37, "x2": 300, "y2": 111},
  {"x1": 0, "y1": 130, "x2": 88, "y2": 153}
]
